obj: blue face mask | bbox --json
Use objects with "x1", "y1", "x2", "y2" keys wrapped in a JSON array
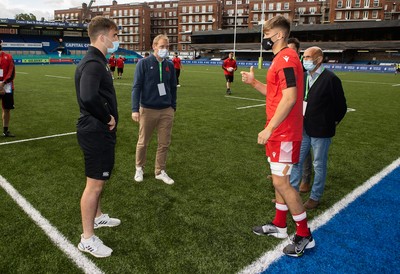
[
  {"x1": 107, "y1": 41, "x2": 119, "y2": 54},
  {"x1": 303, "y1": 60, "x2": 317, "y2": 71},
  {"x1": 104, "y1": 36, "x2": 119, "y2": 54}
]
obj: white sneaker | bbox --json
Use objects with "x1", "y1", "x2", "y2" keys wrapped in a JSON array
[
  {"x1": 94, "y1": 213, "x2": 121, "y2": 229},
  {"x1": 177, "y1": 84, "x2": 181, "y2": 87},
  {"x1": 134, "y1": 166, "x2": 144, "y2": 182},
  {"x1": 78, "y1": 234, "x2": 113, "y2": 258},
  {"x1": 155, "y1": 170, "x2": 174, "y2": 185}
]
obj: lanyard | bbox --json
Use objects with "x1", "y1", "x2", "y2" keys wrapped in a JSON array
[
  {"x1": 304, "y1": 68, "x2": 324, "y2": 101},
  {"x1": 159, "y1": 61, "x2": 162, "y2": 83}
]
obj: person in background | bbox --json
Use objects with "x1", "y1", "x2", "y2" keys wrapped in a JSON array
[
  {"x1": 172, "y1": 52, "x2": 182, "y2": 87},
  {"x1": 75, "y1": 16, "x2": 121, "y2": 258},
  {"x1": 116, "y1": 55, "x2": 126, "y2": 79},
  {"x1": 131, "y1": 34, "x2": 177, "y2": 185},
  {"x1": 241, "y1": 15, "x2": 314, "y2": 257},
  {"x1": 287, "y1": 37, "x2": 312, "y2": 193},
  {"x1": 222, "y1": 52, "x2": 237, "y2": 95},
  {"x1": 290, "y1": 46, "x2": 347, "y2": 210},
  {"x1": 0, "y1": 40, "x2": 16, "y2": 137},
  {"x1": 108, "y1": 53, "x2": 117, "y2": 79}
]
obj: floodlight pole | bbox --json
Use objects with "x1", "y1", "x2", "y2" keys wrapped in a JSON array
[
  {"x1": 258, "y1": 0, "x2": 265, "y2": 69},
  {"x1": 233, "y1": 0, "x2": 238, "y2": 59}
]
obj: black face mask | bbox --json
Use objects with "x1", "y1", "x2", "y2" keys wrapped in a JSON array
[{"x1": 262, "y1": 33, "x2": 278, "y2": 51}]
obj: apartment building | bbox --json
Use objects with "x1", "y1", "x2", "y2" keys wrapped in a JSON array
[{"x1": 54, "y1": 0, "x2": 400, "y2": 52}]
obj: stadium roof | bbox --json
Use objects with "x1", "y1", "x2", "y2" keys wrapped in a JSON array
[
  {"x1": 190, "y1": 20, "x2": 400, "y2": 52},
  {"x1": 190, "y1": 41, "x2": 400, "y2": 52},
  {"x1": 0, "y1": 18, "x2": 87, "y2": 30},
  {"x1": 191, "y1": 20, "x2": 400, "y2": 37}
]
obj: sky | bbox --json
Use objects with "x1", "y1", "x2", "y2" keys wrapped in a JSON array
[{"x1": 0, "y1": 0, "x2": 157, "y2": 21}]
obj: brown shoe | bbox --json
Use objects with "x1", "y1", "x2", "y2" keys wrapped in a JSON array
[
  {"x1": 304, "y1": 198, "x2": 319, "y2": 210},
  {"x1": 299, "y1": 182, "x2": 311, "y2": 193}
]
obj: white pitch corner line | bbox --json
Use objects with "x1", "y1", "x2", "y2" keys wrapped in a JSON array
[
  {"x1": 238, "y1": 157, "x2": 400, "y2": 274},
  {"x1": 0, "y1": 175, "x2": 104, "y2": 274},
  {"x1": 0, "y1": 132, "x2": 76, "y2": 146},
  {"x1": 45, "y1": 75, "x2": 72, "y2": 79}
]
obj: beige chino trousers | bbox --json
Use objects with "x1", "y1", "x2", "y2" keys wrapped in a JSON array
[{"x1": 136, "y1": 107, "x2": 175, "y2": 175}]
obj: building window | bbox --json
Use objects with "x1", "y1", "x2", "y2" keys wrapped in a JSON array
[
  {"x1": 202, "y1": 5, "x2": 206, "y2": 12},
  {"x1": 296, "y1": 0, "x2": 303, "y2": 2},
  {"x1": 182, "y1": 6, "x2": 186, "y2": 13},
  {"x1": 284, "y1": 3, "x2": 290, "y2": 10},
  {"x1": 226, "y1": 1, "x2": 232, "y2": 5},
  {"x1": 355, "y1": 0, "x2": 361, "y2": 7},
  {"x1": 298, "y1": 7, "x2": 306, "y2": 14},
  {"x1": 310, "y1": 7, "x2": 316, "y2": 14},
  {"x1": 253, "y1": 14, "x2": 259, "y2": 21},
  {"x1": 373, "y1": 0, "x2": 379, "y2": 7},
  {"x1": 254, "y1": 3, "x2": 259, "y2": 10},
  {"x1": 363, "y1": 10, "x2": 369, "y2": 18},
  {"x1": 364, "y1": 0, "x2": 370, "y2": 7},
  {"x1": 354, "y1": 11, "x2": 360, "y2": 18},
  {"x1": 372, "y1": 10, "x2": 378, "y2": 18},
  {"x1": 277, "y1": 3, "x2": 281, "y2": 10},
  {"x1": 345, "y1": 11, "x2": 351, "y2": 19},
  {"x1": 195, "y1": 6, "x2": 200, "y2": 12},
  {"x1": 208, "y1": 5, "x2": 213, "y2": 12},
  {"x1": 336, "y1": 11, "x2": 342, "y2": 19},
  {"x1": 269, "y1": 3, "x2": 274, "y2": 10},
  {"x1": 337, "y1": 1, "x2": 343, "y2": 8}
]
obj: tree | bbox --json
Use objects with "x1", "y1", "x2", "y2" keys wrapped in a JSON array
[{"x1": 15, "y1": 13, "x2": 37, "y2": 21}]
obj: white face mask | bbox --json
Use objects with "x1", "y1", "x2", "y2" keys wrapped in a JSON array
[{"x1": 158, "y1": 48, "x2": 169, "y2": 59}]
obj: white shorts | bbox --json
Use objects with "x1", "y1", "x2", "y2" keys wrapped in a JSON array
[{"x1": 268, "y1": 157, "x2": 293, "y2": 176}]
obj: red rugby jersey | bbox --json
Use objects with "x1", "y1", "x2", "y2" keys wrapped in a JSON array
[{"x1": 265, "y1": 47, "x2": 303, "y2": 142}]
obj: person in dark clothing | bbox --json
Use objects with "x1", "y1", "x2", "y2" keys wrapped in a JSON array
[
  {"x1": 75, "y1": 16, "x2": 120, "y2": 258},
  {"x1": 131, "y1": 34, "x2": 177, "y2": 185},
  {"x1": 288, "y1": 37, "x2": 312, "y2": 193},
  {"x1": 290, "y1": 46, "x2": 347, "y2": 210}
]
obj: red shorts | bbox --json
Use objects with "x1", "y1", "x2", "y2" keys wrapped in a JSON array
[{"x1": 266, "y1": 141, "x2": 301, "y2": 164}]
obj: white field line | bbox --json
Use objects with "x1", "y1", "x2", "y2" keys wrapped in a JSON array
[
  {"x1": 45, "y1": 75, "x2": 72, "y2": 79},
  {"x1": 342, "y1": 80, "x2": 398, "y2": 85},
  {"x1": 0, "y1": 132, "x2": 76, "y2": 146},
  {"x1": 225, "y1": 95, "x2": 265, "y2": 102},
  {"x1": 16, "y1": 72, "x2": 29, "y2": 74},
  {"x1": 236, "y1": 104, "x2": 266, "y2": 110},
  {"x1": 0, "y1": 176, "x2": 104, "y2": 274},
  {"x1": 393, "y1": 84, "x2": 400, "y2": 87},
  {"x1": 226, "y1": 95, "x2": 265, "y2": 109},
  {"x1": 238, "y1": 157, "x2": 400, "y2": 274}
]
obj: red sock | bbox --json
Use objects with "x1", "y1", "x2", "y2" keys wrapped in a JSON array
[
  {"x1": 293, "y1": 211, "x2": 310, "y2": 237},
  {"x1": 272, "y1": 203, "x2": 288, "y2": 228}
]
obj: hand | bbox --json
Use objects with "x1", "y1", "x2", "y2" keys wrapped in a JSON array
[
  {"x1": 0, "y1": 81, "x2": 4, "y2": 89},
  {"x1": 107, "y1": 115, "x2": 116, "y2": 131},
  {"x1": 240, "y1": 66, "x2": 255, "y2": 85},
  {"x1": 131, "y1": 112, "x2": 140, "y2": 123},
  {"x1": 257, "y1": 127, "x2": 273, "y2": 145}
]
